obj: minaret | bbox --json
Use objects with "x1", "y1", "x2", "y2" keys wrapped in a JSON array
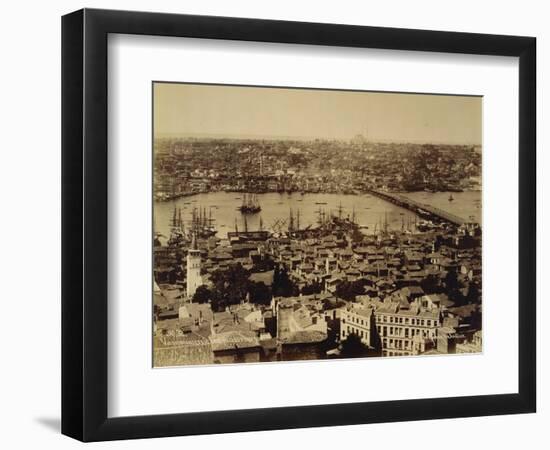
[{"x1": 186, "y1": 233, "x2": 202, "y2": 300}]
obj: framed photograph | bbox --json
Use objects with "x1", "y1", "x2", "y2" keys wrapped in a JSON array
[{"x1": 62, "y1": 8, "x2": 536, "y2": 441}]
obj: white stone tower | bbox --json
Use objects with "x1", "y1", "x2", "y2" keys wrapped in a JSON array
[{"x1": 186, "y1": 233, "x2": 202, "y2": 300}]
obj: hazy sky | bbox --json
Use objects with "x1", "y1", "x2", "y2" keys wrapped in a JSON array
[{"x1": 153, "y1": 82, "x2": 482, "y2": 145}]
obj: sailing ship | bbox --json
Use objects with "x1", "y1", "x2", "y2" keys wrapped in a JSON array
[
  {"x1": 239, "y1": 193, "x2": 262, "y2": 214},
  {"x1": 166, "y1": 206, "x2": 186, "y2": 248},
  {"x1": 190, "y1": 206, "x2": 217, "y2": 238},
  {"x1": 167, "y1": 205, "x2": 217, "y2": 242}
]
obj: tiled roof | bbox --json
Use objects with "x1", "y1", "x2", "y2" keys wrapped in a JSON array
[
  {"x1": 211, "y1": 330, "x2": 260, "y2": 351},
  {"x1": 281, "y1": 330, "x2": 326, "y2": 344}
]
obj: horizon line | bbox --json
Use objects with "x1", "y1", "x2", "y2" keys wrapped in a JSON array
[{"x1": 154, "y1": 132, "x2": 481, "y2": 146}]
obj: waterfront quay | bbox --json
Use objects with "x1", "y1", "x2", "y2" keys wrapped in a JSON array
[{"x1": 153, "y1": 195, "x2": 482, "y2": 366}]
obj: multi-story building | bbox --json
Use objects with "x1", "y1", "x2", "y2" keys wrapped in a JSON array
[
  {"x1": 340, "y1": 304, "x2": 373, "y2": 346},
  {"x1": 341, "y1": 295, "x2": 442, "y2": 357},
  {"x1": 372, "y1": 296, "x2": 441, "y2": 357},
  {"x1": 456, "y1": 329, "x2": 482, "y2": 354}
]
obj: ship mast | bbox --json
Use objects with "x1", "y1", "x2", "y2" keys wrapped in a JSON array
[{"x1": 172, "y1": 206, "x2": 178, "y2": 228}]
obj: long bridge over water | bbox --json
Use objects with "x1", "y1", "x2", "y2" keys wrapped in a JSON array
[{"x1": 365, "y1": 189, "x2": 471, "y2": 226}]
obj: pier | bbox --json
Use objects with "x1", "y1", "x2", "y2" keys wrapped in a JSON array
[{"x1": 366, "y1": 189, "x2": 470, "y2": 226}]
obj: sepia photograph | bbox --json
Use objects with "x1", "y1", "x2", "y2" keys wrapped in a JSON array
[{"x1": 152, "y1": 82, "x2": 482, "y2": 367}]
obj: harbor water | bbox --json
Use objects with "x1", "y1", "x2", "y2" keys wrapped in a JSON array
[{"x1": 154, "y1": 191, "x2": 481, "y2": 240}]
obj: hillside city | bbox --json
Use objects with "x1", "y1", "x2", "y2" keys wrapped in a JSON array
[
  {"x1": 153, "y1": 137, "x2": 482, "y2": 366},
  {"x1": 154, "y1": 137, "x2": 481, "y2": 200}
]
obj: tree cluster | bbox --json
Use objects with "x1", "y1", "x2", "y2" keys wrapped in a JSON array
[
  {"x1": 272, "y1": 265, "x2": 299, "y2": 298},
  {"x1": 335, "y1": 279, "x2": 367, "y2": 301},
  {"x1": 191, "y1": 263, "x2": 300, "y2": 311},
  {"x1": 340, "y1": 333, "x2": 370, "y2": 358}
]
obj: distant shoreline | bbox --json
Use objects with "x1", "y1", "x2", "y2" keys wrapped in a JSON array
[{"x1": 154, "y1": 134, "x2": 482, "y2": 147}]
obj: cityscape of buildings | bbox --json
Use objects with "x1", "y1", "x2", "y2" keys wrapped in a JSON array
[
  {"x1": 153, "y1": 137, "x2": 482, "y2": 367},
  {"x1": 154, "y1": 137, "x2": 482, "y2": 201}
]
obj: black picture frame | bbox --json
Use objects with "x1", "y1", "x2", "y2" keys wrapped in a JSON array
[{"x1": 62, "y1": 8, "x2": 536, "y2": 442}]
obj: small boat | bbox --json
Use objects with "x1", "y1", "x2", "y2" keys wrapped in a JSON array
[
  {"x1": 448, "y1": 194, "x2": 454, "y2": 202},
  {"x1": 315, "y1": 202, "x2": 327, "y2": 205}
]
